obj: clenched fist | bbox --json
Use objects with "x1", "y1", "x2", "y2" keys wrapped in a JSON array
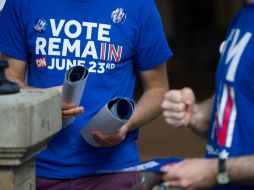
[{"x1": 161, "y1": 87, "x2": 196, "y2": 128}]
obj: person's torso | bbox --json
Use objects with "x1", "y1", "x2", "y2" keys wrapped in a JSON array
[
  {"x1": 0, "y1": 0, "x2": 172, "y2": 179},
  {"x1": 26, "y1": 0, "x2": 142, "y2": 178},
  {"x1": 206, "y1": 4, "x2": 254, "y2": 190}
]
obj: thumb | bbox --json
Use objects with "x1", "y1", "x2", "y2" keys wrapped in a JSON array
[
  {"x1": 182, "y1": 87, "x2": 195, "y2": 107},
  {"x1": 181, "y1": 88, "x2": 195, "y2": 124}
]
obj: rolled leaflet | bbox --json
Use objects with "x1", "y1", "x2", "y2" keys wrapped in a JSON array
[
  {"x1": 62, "y1": 65, "x2": 89, "y2": 128},
  {"x1": 80, "y1": 97, "x2": 135, "y2": 147}
]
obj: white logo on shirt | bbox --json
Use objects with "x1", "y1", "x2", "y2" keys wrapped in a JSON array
[
  {"x1": 220, "y1": 29, "x2": 252, "y2": 82},
  {"x1": 111, "y1": 8, "x2": 127, "y2": 24},
  {"x1": 219, "y1": 149, "x2": 229, "y2": 159},
  {"x1": 34, "y1": 19, "x2": 47, "y2": 33}
]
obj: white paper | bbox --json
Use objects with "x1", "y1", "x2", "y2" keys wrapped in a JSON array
[
  {"x1": 80, "y1": 97, "x2": 135, "y2": 147},
  {"x1": 62, "y1": 66, "x2": 89, "y2": 128}
]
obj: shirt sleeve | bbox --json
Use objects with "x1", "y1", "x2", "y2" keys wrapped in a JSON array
[
  {"x1": 0, "y1": 0, "x2": 28, "y2": 61},
  {"x1": 134, "y1": 0, "x2": 172, "y2": 71}
]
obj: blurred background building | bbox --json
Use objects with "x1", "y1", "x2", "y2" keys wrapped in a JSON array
[{"x1": 137, "y1": 0, "x2": 243, "y2": 160}]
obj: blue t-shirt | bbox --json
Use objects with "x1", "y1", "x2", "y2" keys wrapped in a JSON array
[
  {"x1": 206, "y1": 4, "x2": 254, "y2": 190},
  {"x1": 0, "y1": 0, "x2": 172, "y2": 178}
]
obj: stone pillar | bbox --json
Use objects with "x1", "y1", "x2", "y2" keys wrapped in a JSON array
[{"x1": 0, "y1": 89, "x2": 62, "y2": 190}]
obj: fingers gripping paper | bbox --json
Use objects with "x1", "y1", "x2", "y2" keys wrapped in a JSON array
[
  {"x1": 80, "y1": 97, "x2": 135, "y2": 147},
  {"x1": 62, "y1": 66, "x2": 89, "y2": 128}
]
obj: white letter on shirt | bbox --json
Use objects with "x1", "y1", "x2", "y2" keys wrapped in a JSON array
[
  {"x1": 82, "y1": 22, "x2": 98, "y2": 40},
  {"x1": 81, "y1": 41, "x2": 98, "y2": 59},
  {"x1": 64, "y1": 20, "x2": 82, "y2": 39},
  {"x1": 62, "y1": 39, "x2": 81, "y2": 57},
  {"x1": 226, "y1": 29, "x2": 252, "y2": 82},
  {"x1": 98, "y1": 24, "x2": 111, "y2": 42},
  {"x1": 48, "y1": 38, "x2": 61, "y2": 56},
  {"x1": 50, "y1": 19, "x2": 65, "y2": 37},
  {"x1": 36, "y1": 37, "x2": 47, "y2": 55}
]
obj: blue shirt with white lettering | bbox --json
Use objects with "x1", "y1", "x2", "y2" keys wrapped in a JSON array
[
  {"x1": 0, "y1": 0, "x2": 172, "y2": 178},
  {"x1": 206, "y1": 3, "x2": 254, "y2": 190}
]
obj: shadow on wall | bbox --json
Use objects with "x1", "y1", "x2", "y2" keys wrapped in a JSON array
[{"x1": 137, "y1": 0, "x2": 243, "y2": 160}]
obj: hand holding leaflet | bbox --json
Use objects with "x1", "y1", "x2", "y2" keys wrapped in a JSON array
[
  {"x1": 80, "y1": 97, "x2": 135, "y2": 147},
  {"x1": 62, "y1": 66, "x2": 89, "y2": 128}
]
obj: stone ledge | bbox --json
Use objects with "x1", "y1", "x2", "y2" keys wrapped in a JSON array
[{"x1": 0, "y1": 89, "x2": 62, "y2": 148}]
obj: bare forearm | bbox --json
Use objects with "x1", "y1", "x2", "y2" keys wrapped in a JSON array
[
  {"x1": 127, "y1": 62, "x2": 169, "y2": 131},
  {"x1": 1, "y1": 54, "x2": 30, "y2": 89},
  {"x1": 189, "y1": 96, "x2": 214, "y2": 137},
  {"x1": 5, "y1": 71, "x2": 30, "y2": 88},
  {"x1": 227, "y1": 156, "x2": 254, "y2": 184},
  {"x1": 2, "y1": 54, "x2": 59, "y2": 90},
  {"x1": 127, "y1": 87, "x2": 168, "y2": 131}
]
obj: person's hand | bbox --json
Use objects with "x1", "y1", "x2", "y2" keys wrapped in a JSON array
[
  {"x1": 62, "y1": 102, "x2": 84, "y2": 119},
  {"x1": 161, "y1": 158, "x2": 217, "y2": 190},
  {"x1": 161, "y1": 87, "x2": 195, "y2": 128},
  {"x1": 92, "y1": 124, "x2": 129, "y2": 147},
  {"x1": 49, "y1": 85, "x2": 84, "y2": 119}
]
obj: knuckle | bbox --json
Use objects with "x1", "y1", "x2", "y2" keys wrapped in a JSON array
[
  {"x1": 163, "y1": 111, "x2": 169, "y2": 117},
  {"x1": 183, "y1": 87, "x2": 192, "y2": 93},
  {"x1": 178, "y1": 103, "x2": 186, "y2": 110},
  {"x1": 161, "y1": 101, "x2": 168, "y2": 108},
  {"x1": 166, "y1": 90, "x2": 178, "y2": 99},
  {"x1": 165, "y1": 118, "x2": 172, "y2": 125},
  {"x1": 178, "y1": 112, "x2": 185, "y2": 119},
  {"x1": 69, "y1": 109, "x2": 75, "y2": 115}
]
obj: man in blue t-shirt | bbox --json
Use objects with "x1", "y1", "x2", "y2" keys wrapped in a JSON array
[
  {"x1": 0, "y1": 0, "x2": 172, "y2": 189},
  {"x1": 161, "y1": 0, "x2": 254, "y2": 190}
]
